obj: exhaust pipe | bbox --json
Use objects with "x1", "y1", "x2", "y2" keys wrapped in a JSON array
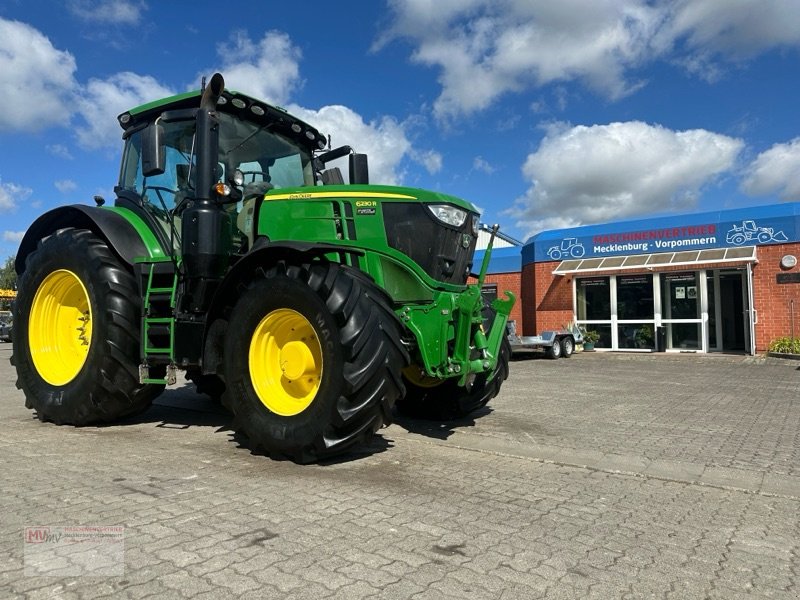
[
  {"x1": 181, "y1": 72, "x2": 230, "y2": 313},
  {"x1": 200, "y1": 73, "x2": 224, "y2": 110}
]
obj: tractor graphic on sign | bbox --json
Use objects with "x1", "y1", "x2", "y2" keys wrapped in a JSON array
[
  {"x1": 726, "y1": 220, "x2": 788, "y2": 245},
  {"x1": 547, "y1": 238, "x2": 586, "y2": 260}
]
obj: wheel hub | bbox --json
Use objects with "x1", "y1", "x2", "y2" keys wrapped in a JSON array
[
  {"x1": 249, "y1": 308, "x2": 323, "y2": 416},
  {"x1": 29, "y1": 269, "x2": 92, "y2": 386},
  {"x1": 280, "y1": 340, "x2": 315, "y2": 381}
]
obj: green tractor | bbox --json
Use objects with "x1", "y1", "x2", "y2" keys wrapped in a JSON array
[{"x1": 11, "y1": 73, "x2": 514, "y2": 463}]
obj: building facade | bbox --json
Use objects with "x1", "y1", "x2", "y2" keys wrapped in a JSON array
[
  {"x1": 477, "y1": 203, "x2": 800, "y2": 354},
  {"x1": 518, "y1": 202, "x2": 800, "y2": 354}
]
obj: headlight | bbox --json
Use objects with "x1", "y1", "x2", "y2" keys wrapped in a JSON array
[
  {"x1": 427, "y1": 204, "x2": 467, "y2": 228},
  {"x1": 471, "y1": 215, "x2": 479, "y2": 236}
]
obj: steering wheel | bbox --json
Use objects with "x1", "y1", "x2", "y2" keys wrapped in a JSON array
[{"x1": 239, "y1": 171, "x2": 270, "y2": 184}]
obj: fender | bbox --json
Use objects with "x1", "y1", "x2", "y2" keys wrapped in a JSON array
[{"x1": 15, "y1": 205, "x2": 164, "y2": 274}]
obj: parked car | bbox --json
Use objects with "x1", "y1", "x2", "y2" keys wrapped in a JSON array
[{"x1": 0, "y1": 318, "x2": 12, "y2": 343}]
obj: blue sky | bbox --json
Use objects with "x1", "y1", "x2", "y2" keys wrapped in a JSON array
[{"x1": 1, "y1": 0, "x2": 799, "y2": 259}]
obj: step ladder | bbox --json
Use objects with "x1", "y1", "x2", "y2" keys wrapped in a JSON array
[{"x1": 137, "y1": 258, "x2": 178, "y2": 385}]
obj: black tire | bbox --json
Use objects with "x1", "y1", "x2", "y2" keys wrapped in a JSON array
[
  {"x1": 546, "y1": 337, "x2": 562, "y2": 359},
  {"x1": 396, "y1": 327, "x2": 512, "y2": 421},
  {"x1": 11, "y1": 228, "x2": 163, "y2": 425},
  {"x1": 222, "y1": 261, "x2": 408, "y2": 463},
  {"x1": 560, "y1": 336, "x2": 574, "y2": 358}
]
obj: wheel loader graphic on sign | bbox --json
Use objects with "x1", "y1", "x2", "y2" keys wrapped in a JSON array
[
  {"x1": 726, "y1": 220, "x2": 788, "y2": 245},
  {"x1": 547, "y1": 238, "x2": 586, "y2": 260}
]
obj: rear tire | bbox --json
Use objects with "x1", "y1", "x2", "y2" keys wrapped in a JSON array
[
  {"x1": 12, "y1": 228, "x2": 163, "y2": 425},
  {"x1": 222, "y1": 262, "x2": 408, "y2": 463}
]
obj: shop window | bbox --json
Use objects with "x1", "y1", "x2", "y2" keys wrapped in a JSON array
[
  {"x1": 589, "y1": 324, "x2": 613, "y2": 348},
  {"x1": 661, "y1": 272, "x2": 699, "y2": 319},
  {"x1": 576, "y1": 277, "x2": 610, "y2": 320},
  {"x1": 616, "y1": 274, "x2": 653, "y2": 320},
  {"x1": 617, "y1": 324, "x2": 655, "y2": 349}
]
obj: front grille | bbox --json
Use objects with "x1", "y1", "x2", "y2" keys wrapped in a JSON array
[{"x1": 382, "y1": 203, "x2": 477, "y2": 285}]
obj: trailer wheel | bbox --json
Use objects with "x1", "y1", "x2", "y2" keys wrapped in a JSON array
[
  {"x1": 12, "y1": 228, "x2": 163, "y2": 425},
  {"x1": 222, "y1": 262, "x2": 408, "y2": 463},
  {"x1": 397, "y1": 329, "x2": 512, "y2": 420},
  {"x1": 560, "y1": 336, "x2": 574, "y2": 358},
  {"x1": 546, "y1": 337, "x2": 562, "y2": 359}
]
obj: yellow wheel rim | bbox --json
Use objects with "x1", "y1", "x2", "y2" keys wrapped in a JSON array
[
  {"x1": 249, "y1": 308, "x2": 323, "y2": 416},
  {"x1": 403, "y1": 365, "x2": 444, "y2": 388},
  {"x1": 29, "y1": 269, "x2": 92, "y2": 386}
]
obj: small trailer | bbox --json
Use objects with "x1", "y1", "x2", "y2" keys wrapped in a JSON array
[{"x1": 506, "y1": 321, "x2": 583, "y2": 359}]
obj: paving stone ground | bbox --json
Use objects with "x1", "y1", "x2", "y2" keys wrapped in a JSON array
[{"x1": 1, "y1": 344, "x2": 798, "y2": 599}]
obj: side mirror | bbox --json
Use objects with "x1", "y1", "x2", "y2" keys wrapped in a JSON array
[
  {"x1": 141, "y1": 122, "x2": 165, "y2": 177},
  {"x1": 349, "y1": 153, "x2": 369, "y2": 185}
]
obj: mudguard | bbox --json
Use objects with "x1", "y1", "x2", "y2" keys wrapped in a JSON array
[{"x1": 15, "y1": 205, "x2": 163, "y2": 274}]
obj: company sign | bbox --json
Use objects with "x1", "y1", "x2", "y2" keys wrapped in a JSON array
[{"x1": 534, "y1": 214, "x2": 797, "y2": 263}]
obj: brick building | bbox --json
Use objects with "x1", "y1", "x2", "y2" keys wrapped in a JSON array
[{"x1": 478, "y1": 202, "x2": 800, "y2": 354}]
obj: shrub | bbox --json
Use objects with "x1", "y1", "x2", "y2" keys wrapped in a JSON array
[{"x1": 768, "y1": 337, "x2": 800, "y2": 354}]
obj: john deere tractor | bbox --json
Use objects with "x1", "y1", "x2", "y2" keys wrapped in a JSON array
[{"x1": 11, "y1": 73, "x2": 513, "y2": 463}]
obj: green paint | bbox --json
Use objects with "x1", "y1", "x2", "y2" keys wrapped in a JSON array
[{"x1": 102, "y1": 206, "x2": 166, "y2": 259}]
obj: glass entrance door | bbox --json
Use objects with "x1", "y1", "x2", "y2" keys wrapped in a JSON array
[
  {"x1": 616, "y1": 274, "x2": 655, "y2": 350},
  {"x1": 660, "y1": 272, "x2": 702, "y2": 351},
  {"x1": 706, "y1": 269, "x2": 751, "y2": 353}
]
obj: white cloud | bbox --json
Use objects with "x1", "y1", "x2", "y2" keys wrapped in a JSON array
[
  {"x1": 0, "y1": 180, "x2": 32, "y2": 212},
  {"x1": 741, "y1": 138, "x2": 800, "y2": 201},
  {"x1": 46, "y1": 144, "x2": 75, "y2": 160},
  {"x1": 289, "y1": 104, "x2": 412, "y2": 185},
  {"x1": 473, "y1": 156, "x2": 495, "y2": 174},
  {"x1": 55, "y1": 180, "x2": 78, "y2": 194},
  {"x1": 3, "y1": 231, "x2": 25, "y2": 243},
  {"x1": 202, "y1": 30, "x2": 415, "y2": 186},
  {"x1": 75, "y1": 72, "x2": 175, "y2": 150},
  {"x1": 209, "y1": 31, "x2": 302, "y2": 106},
  {"x1": 381, "y1": 0, "x2": 800, "y2": 119},
  {"x1": 68, "y1": 0, "x2": 146, "y2": 25},
  {"x1": 0, "y1": 18, "x2": 78, "y2": 132},
  {"x1": 413, "y1": 150, "x2": 443, "y2": 174},
  {"x1": 508, "y1": 121, "x2": 743, "y2": 236},
  {"x1": 380, "y1": 0, "x2": 659, "y2": 120},
  {"x1": 657, "y1": 0, "x2": 800, "y2": 58}
]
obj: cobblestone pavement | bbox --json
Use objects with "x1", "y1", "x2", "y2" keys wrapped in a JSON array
[{"x1": 1, "y1": 344, "x2": 799, "y2": 599}]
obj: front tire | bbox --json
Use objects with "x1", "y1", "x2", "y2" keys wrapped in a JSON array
[
  {"x1": 12, "y1": 228, "x2": 163, "y2": 425},
  {"x1": 222, "y1": 262, "x2": 408, "y2": 463},
  {"x1": 397, "y1": 334, "x2": 512, "y2": 421}
]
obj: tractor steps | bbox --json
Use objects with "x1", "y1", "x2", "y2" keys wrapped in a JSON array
[{"x1": 136, "y1": 258, "x2": 178, "y2": 385}]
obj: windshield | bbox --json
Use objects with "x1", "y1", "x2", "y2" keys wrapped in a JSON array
[
  {"x1": 118, "y1": 113, "x2": 315, "y2": 208},
  {"x1": 217, "y1": 113, "x2": 314, "y2": 189}
]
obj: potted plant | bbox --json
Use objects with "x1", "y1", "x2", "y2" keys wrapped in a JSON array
[
  {"x1": 634, "y1": 325, "x2": 654, "y2": 349},
  {"x1": 582, "y1": 329, "x2": 600, "y2": 351}
]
